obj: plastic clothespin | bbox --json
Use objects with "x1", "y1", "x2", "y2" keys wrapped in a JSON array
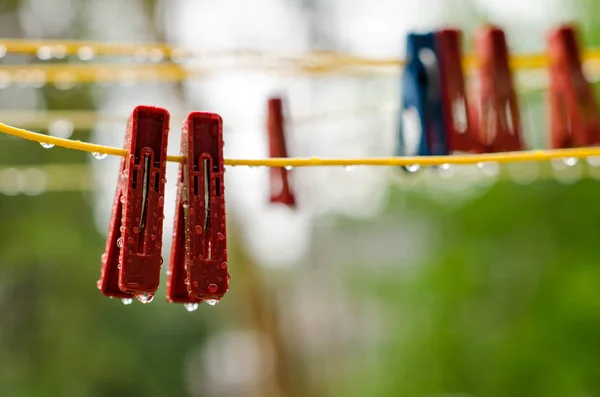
[
  {"x1": 471, "y1": 25, "x2": 524, "y2": 152},
  {"x1": 398, "y1": 32, "x2": 448, "y2": 158},
  {"x1": 436, "y1": 29, "x2": 484, "y2": 153},
  {"x1": 97, "y1": 105, "x2": 170, "y2": 302},
  {"x1": 268, "y1": 97, "x2": 295, "y2": 207},
  {"x1": 167, "y1": 112, "x2": 229, "y2": 305},
  {"x1": 548, "y1": 24, "x2": 600, "y2": 148}
]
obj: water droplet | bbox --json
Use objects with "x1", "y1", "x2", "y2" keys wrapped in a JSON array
[
  {"x1": 208, "y1": 283, "x2": 218, "y2": 294},
  {"x1": 77, "y1": 46, "x2": 96, "y2": 61},
  {"x1": 205, "y1": 299, "x2": 219, "y2": 306},
  {"x1": 101, "y1": 253, "x2": 108, "y2": 263},
  {"x1": 117, "y1": 237, "x2": 124, "y2": 248},
  {"x1": 192, "y1": 281, "x2": 199, "y2": 288},
  {"x1": 284, "y1": 165, "x2": 293, "y2": 171},
  {"x1": 477, "y1": 162, "x2": 500, "y2": 178},
  {"x1": 127, "y1": 237, "x2": 134, "y2": 245},
  {"x1": 195, "y1": 225, "x2": 202, "y2": 235},
  {"x1": 149, "y1": 48, "x2": 164, "y2": 62},
  {"x1": 0, "y1": 45, "x2": 6, "y2": 59},
  {"x1": 221, "y1": 262, "x2": 228, "y2": 270},
  {"x1": 344, "y1": 165, "x2": 355, "y2": 171},
  {"x1": 405, "y1": 164, "x2": 420, "y2": 173},
  {"x1": 135, "y1": 294, "x2": 154, "y2": 304},
  {"x1": 121, "y1": 298, "x2": 133, "y2": 305},
  {"x1": 587, "y1": 156, "x2": 600, "y2": 167},
  {"x1": 133, "y1": 227, "x2": 139, "y2": 233},
  {"x1": 440, "y1": 163, "x2": 452, "y2": 171},
  {"x1": 184, "y1": 278, "x2": 190, "y2": 286},
  {"x1": 40, "y1": 142, "x2": 54, "y2": 149},
  {"x1": 120, "y1": 195, "x2": 126, "y2": 204},
  {"x1": 48, "y1": 119, "x2": 74, "y2": 139},
  {"x1": 564, "y1": 157, "x2": 578, "y2": 167},
  {"x1": 184, "y1": 302, "x2": 199, "y2": 312},
  {"x1": 91, "y1": 152, "x2": 108, "y2": 160},
  {"x1": 36, "y1": 46, "x2": 53, "y2": 60}
]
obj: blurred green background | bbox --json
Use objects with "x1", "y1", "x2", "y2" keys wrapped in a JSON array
[{"x1": 2, "y1": 0, "x2": 600, "y2": 396}]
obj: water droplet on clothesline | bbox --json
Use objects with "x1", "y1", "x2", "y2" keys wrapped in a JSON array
[
  {"x1": 284, "y1": 165, "x2": 293, "y2": 171},
  {"x1": 587, "y1": 156, "x2": 600, "y2": 167},
  {"x1": 121, "y1": 298, "x2": 133, "y2": 305},
  {"x1": 344, "y1": 165, "x2": 355, "y2": 172},
  {"x1": 77, "y1": 46, "x2": 96, "y2": 61},
  {"x1": 36, "y1": 46, "x2": 53, "y2": 60},
  {"x1": 91, "y1": 152, "x2": 108, "y2": 160},
  {"x1": 40, "y1": 142, "x2": 54, "y2": 149},
  {"x1": 563, "y1": 157, "x2": 578, "y2": 167},
  {"x1": 405, "y1": 164, "x2": 420, "y2": 173},
  {"x1": 205, "y1": 299, "x2": 219, "y2": 306},
  {"x1": 136, "y1": 294, "x2": 154, "y2": 304},
  {"x1": 184, "y1": 303, "x2": 199, "y2": 312}
]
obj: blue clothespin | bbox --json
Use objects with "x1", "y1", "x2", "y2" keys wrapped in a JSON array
[{"x1": 398, "y1": 32, "x2": 449, "y2": 160}]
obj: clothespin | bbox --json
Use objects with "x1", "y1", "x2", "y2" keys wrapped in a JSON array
[
  {"x1": 167, "y1": 112, "x2": 229, "y2": 305},
  {"x1": 471, "y1": 25, "x2": 524, "y2": 152},
  {"x1": 436, "y1": 29, "x2": 483, "y2": 153},
  {"x1": 398, "y1": 32, "x2": 448, "y2": 158},
  {"x1": 268, "y1": 97, "x2": 295, "y2": 207},
  {"x1": 547, "y1": 24, "x2": 600, "y2": 148},
  {"x1": 97, "y1": 106, "x2": 170, "y2": 303}
]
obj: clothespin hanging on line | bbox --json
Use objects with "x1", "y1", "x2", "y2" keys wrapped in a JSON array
[
  {"x1": 398, "y1": 32, "x2": 448, "y2": 159},
  {"x1": 398, "y1": 30, "x2": 482, "y2": 162},
  {"x1": 268, "y1": 97, "x2": 295, "y2": 207},
  {"x1": 471, "y1": 25, "x2": 524, "y2": 152},
  {"x1": 436, "y1": 29, "x2": 484, "y2": 154},
  {"x1": 98, "y1": 105, "x2": 170, "y2": 304},
  {"x1": 547, "y1": 24, "x2": 600, "y2": 148},
  {"x1": 167, "y1": 112, "x2": 229, "y2": 306}
]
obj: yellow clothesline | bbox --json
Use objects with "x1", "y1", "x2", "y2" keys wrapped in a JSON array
[
  {"x1": 3, "y1": 38, "x2": 600, "y2": 73},
  {"x1": 1, "y1": 120, "x2": 600, "y2": 167}
]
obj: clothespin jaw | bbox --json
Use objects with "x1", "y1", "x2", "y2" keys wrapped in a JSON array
[
  {"x1": 167, "y1": 112, "x2": 229, "y2": 304},
  {"x1": 436, "y1": 29, "x2": 483, "y2": 153},
  {"x1": 548, "y1": 24, "x2": 600, "y2": 148},
  {"x1": 471, "y1": 25, "x2": 524, "y2": 152},
  {"x1": 98, "y1": 106, "x2": 170, "y2": 300},
  {"x1": 398, "y1": 32, "x2": 448, "y2": 158},
  {"x1": 268, "y1": 97, "x2": 295, "y2": 207}
]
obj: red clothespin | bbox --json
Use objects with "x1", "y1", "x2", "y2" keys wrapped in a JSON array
[
  {"x1": 167, "y1": 112, "x2": 229, "y2": 305},
  {"x1": 268, "y1": 97, "x2": 295, "y2": 207},
  {"x1": 471, "y1": 25, "x2": 524, "y2": 152},
  {"x1": 548, "y1": 24, "x2": 600, "y2": 148},
  {"x1": 436, "y1": 29, "x2": 484, "y2": 153},
  {"x1": 98, "y1": 106, "x2": 170, "y2": 303}
]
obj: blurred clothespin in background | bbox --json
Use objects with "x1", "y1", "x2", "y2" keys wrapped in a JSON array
[
  {"x1": 98, "y1": 106, "x2": 170, "y2": 304},
  {"x1": 398, "y1": 32, "x2": 448, "y2": 160},
  {"x1": 471, "y1": 25, "x2": 524, "y2": 152},
  {"x1": 547, "y1": 24, "x2": 600, "y2": 148},
  {"x1": 268, "y1": 97, "x2": 296, "y2": 207}
]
